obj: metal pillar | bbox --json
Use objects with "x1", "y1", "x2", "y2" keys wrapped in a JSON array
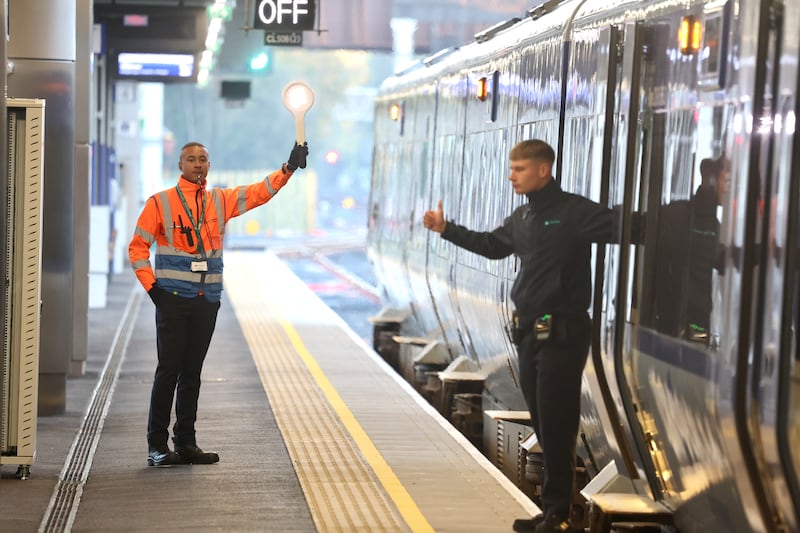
[
  {"x1": 0, "y1": 0, "x2": 10, "y2": 434},
  {"x1": 71, "y1": 0, "x2": 92, "y2": 377},
  {"x1": 7, "y1": 0, "x2": 76, "y2": 415}
]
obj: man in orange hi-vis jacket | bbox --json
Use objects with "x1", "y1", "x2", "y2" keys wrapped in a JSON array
[{"x1": 129, "y1": 140, "x2": 308, "y2": 467}]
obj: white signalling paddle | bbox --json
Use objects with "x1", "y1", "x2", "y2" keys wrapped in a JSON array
[{"x1": 282, "y1": 81, "x2": 315, "y2": 145}]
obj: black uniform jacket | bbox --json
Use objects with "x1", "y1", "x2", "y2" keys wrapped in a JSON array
[{"x1": 442, "y1": 179, "x2": 613, "y2": 329}]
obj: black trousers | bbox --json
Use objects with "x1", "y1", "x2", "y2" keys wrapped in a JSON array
[
  {"x1": 148, "y1": 294, "x2": 220, "y2": 448},
  {"x1": 516, "y1": 313, "x2": 591, "y2": 521}
]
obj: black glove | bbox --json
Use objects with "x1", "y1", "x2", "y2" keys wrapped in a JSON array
[
  {"x1": 148, "y1": 284, "x2": 165, "y2": 307},
  {"x1": 286, "y1": 142, "x2": 309, "y2": 171}
]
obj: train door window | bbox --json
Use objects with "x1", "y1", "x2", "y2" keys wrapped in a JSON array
[
  {"x1": 770, "y1": 91, "x2": 800, "y2": 520},
  {"x1": 625, "y1": 86, "x2": 735, "y2": 501},
  {"x1": 410, "y1": 139, "x2": 431, "y2": 252},
  {"x1": 368, "y1": 145, "x2": 386, "y2": 235},
  {"x1": 633, "y1": 104, "x2": 732, "y2": 346},
  {"x1": 431, "y1": 134, "x2": 458, "y2": 259}
]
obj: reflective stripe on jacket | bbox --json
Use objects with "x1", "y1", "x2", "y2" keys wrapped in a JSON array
[{"x1": 128, "y1": 166, "x2": 294, "y2": 302}]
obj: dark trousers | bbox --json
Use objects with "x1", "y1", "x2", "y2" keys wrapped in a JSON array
[
  {"x1": 516, "y1": 313, "x2": 591, "y2": 521},
  {"x1": 148, "y1": 294, "x2": 220, "y2": 448}
]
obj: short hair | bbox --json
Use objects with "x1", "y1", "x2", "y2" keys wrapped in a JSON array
[
  {"x1": 180, "y1": 141, "x2": 208, "y2": 155},
  {"x1": 509, "y1": 139, "x2": 555, "y2": 165},
  {"x1": 699, "y1": 154, "x2": 730, "y2": 183}
]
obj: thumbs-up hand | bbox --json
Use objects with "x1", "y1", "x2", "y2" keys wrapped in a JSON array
[{"x1": 423, "y1": 200, "x2": 447, "y2": 234}]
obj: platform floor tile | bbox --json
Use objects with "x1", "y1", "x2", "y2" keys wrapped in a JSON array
[
  {"x1": 224, "y1": 251, "x2": 538, "y2": 533},
  {"x1": 69, "y1": 279, "x2": 315, "y2": 532}
]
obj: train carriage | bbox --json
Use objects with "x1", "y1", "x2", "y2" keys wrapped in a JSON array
[{"x1": 369, "y1": 0, "x2": 800, "y2": 531}]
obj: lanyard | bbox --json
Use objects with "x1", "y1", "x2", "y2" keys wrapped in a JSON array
[{"x1": 176, "y1": 185, "x2": 206, "y2": 253}]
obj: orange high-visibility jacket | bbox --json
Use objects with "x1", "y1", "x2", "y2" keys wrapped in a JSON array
[{"x1": 128, "y1": 166, "x2": 294, "y2": 302}]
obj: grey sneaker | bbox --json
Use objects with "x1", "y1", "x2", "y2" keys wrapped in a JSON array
[{"x1": 147, "y1": 446, "x2": 181, "y2": 467}]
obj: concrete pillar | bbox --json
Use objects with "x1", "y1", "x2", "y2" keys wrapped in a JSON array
[
  {"x1": 390, "y1": 17, "x2": 417, "y2": 73},
  {"x1": 8, "y1": 0, "x2": 76, "y2": 415},
  {"x1": 71, "y1": 0, "x2": 92, "y2": 377}
]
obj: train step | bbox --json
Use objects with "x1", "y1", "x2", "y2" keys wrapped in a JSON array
[{"x1": 588, "y1": 493, "x2": 674, "y2": 533}]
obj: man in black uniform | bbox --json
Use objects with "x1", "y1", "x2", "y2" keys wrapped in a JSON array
[{"x1": 423, "y1": 139, "x2": 612, "y2": 533}]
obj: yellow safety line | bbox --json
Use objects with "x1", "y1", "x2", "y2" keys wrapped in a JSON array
[{"x1": 271, "y1": 310, "x2": 435, "y2": 533}]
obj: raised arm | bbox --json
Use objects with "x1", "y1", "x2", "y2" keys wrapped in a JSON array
[
  {"x1": 217, "y1": 142, "x2": 309, "y2": 222},
  {"x1": 424, "y1": 199, "x2": 514, "y2": 259}
]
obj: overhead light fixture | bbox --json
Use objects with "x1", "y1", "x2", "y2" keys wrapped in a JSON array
[{"x1": 197, "y1": 0, "x2": 234, "y2": 87}]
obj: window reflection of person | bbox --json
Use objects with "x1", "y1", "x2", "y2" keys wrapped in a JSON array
[{"x1": 652, "y1": 156, "x2": 730, "y2": 342}]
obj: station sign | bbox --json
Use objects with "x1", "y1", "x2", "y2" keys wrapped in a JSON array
[
  {"x1": 264, "y1": 31, "x2": 304, "y2": 47},
  {"x1": 253, "y1": 0, "x2": 315, "y2": 31}
]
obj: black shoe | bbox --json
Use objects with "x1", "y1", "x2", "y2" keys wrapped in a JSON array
[
  {"x1": 534, "y1": 514, "x2": 581, "y2": 533},
  {"x1": 513, "y1": 515, "x2": 545, "y2": 532},
  {"x1": 175, "y1": 444, "x2": 219, "y2": 464},
  {"x1": 147, "y1": 446, "x2": 181, "y2": 467}
]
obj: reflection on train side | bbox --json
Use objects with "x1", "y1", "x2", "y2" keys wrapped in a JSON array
[{"x1": 369, "y1": 1, "x2": 800, "y2": 531}]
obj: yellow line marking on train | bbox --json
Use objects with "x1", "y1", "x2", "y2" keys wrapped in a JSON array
[{"x1": 271, "y1": 309, "x2": 435, "y2": 533}]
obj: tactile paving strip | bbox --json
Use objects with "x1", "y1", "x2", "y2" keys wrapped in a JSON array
[
  {"x1": 38, "y1": 287, "x2": 142, "y2": 533},
  {"x1": 225, "y1": 256, "x2": 411, "y2": 533}
]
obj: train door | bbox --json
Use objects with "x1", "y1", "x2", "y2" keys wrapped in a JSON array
[
  {"x1": 404, "y1": 85, "x2": 444, "y2": 339},
  {"x1": 368, "y1": 96, "x2": 409, "y2": 310},
  {"x1": 453, "y1": 65, "x2": 522, "y2": 410},
  {"x1": 490, "y1": 58, "x2": 524, "y2": 395},
  {"x1": 598, "y1": 19, "x2": 665, "y2": 503},
  {"x1": 563, "y1": 23, "x2": 643, "y2": 484},
  {"x1": 424, "y1": 74, "x2": 468, "y2": 356},
  {"x1": 775, "y1": 43, "x2": 800, "y2": 527},
  {"x1": 774, "y1": 1, "x2": 800, "y2": 521},
  {"x1": 736, "y1": 0, "x2": 800, "y2": 529},
  {"x1": 600, "y1": 11, "x2": 755, "y2": 530}
]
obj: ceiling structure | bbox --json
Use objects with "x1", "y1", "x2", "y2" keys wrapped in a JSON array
[{"x1": 93, "y1": 0, "x2": 535, "y2": 82}]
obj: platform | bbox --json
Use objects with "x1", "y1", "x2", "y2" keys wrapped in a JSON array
[{"x1": 1, "y1": 250, "x2": 539, "y2": 532}]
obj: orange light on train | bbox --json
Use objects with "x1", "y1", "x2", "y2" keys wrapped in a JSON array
[
  {"x1": 477, "y1": 77, "x2": 489, "y2": 101},
  {"x1": 390, "y1": 103, "x2": 401, "y2": 121},
  {"x1": 679, "y1": 16, "x2": 702, "y2": 55},
  {"x1": 692, "y1": 20, "x2": 703, "y2": 52}
]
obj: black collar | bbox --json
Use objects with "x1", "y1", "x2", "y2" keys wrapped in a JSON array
[{"x1": 526, "y1": 178, "x2": 560, "y2": 208}]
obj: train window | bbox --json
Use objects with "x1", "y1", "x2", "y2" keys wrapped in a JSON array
[
  {"x1": 636, "y1": 105, "x2": 729, "y2": 345},
  {"x1": 698, "y1": 2, "x2": 731, "y2": 90}
]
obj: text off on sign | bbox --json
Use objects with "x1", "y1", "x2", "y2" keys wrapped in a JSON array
[{"x1": 253, "y1": 0, "x2": 315, "y2": 31}]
